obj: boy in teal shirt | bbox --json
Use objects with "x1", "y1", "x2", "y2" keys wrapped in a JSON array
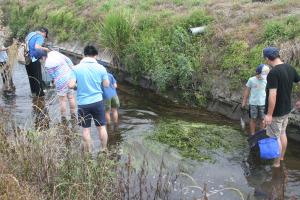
[{"x1": 242, "y1": 64, "x2": 270, "y2": 135}]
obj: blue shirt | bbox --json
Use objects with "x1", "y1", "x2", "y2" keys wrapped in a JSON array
[
  {"x1": 103, "y1": 73, "x2": 117, "y2": 100},
  {"x1": 246, "y1": 76, "x2": 267, "y2": 106},
  {"x1": 27, "y1": 32, "x2": 45, "y2": 62},
  {"x1": 71, "y1": 57, "x2": 108, "y2": 105}
]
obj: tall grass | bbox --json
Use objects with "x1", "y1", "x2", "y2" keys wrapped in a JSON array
[
  {"x1": 99, "y1": 11, "x2": 134, "y2": 66},
  {"x1": 0, "y1": 109, "x2": 119, "y2": 199}
]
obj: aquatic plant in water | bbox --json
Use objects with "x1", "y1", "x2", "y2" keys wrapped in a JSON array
[{"x1": 150, "y1": 120, "x2": 244, "y2": 161}]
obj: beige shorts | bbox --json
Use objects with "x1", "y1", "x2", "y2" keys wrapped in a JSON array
[{"x1": 266, "y1": 114, "x2": 289, "y2": 138}]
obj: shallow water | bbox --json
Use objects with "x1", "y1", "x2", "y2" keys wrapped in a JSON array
[{"x1": 0, "y1": 62, "x2": 300, "y2": 199}]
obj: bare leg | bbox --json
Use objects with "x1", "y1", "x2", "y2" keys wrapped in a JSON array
[
  {"x1": 280, "y1": 133, "x2": 287, "y2": 161},
  {"x1": 112, "y1": 108, "x2": 118, "y2": 124},
  {"x1": 105, "y1": 111, "x2": 111, "y2": 125},
  {"x1": 249, "y1": 119, "x2": 256, "y2": 135},
  {"x1": 59, "y1": 96, "x2": 68, "y2": 126},
  {"x1": 97, "y1": 125, "x2": 108, "y2": 151},
  {"x1": 82, "y1": 128, "x2": 92, "y2": 152},
  {"x1": 259, "y1": 119, "x2": 265, "y2": 130},
  {"x1": 67, "y1": 93, "x2": 76, "y2": 115},
  {"x1": 59, "y1": 96, "x2": 67, "y2": 117},
  {"x1": 273, "y1": 137, "x2": 282, "y2": 168}
]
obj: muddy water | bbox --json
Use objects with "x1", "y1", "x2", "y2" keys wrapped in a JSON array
[{"x1": 1, "y1": 62, "x2": 300, "y2": 199}]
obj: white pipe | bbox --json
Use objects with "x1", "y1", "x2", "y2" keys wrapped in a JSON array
[{"x1": 189, "y1": 26, "x2": 206, "y2": 35}]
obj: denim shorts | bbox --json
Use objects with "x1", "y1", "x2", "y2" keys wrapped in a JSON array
[
  {"x1": 249, "y1": 105, "x2": 265, "y2": 119},
  {"x1": 78, "y1": 101, "x2": 106, "y2": 128}
]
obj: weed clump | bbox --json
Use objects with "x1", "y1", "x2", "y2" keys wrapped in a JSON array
[{"x1": 150, "y1": 120, "x2": 244, "y2": 161}]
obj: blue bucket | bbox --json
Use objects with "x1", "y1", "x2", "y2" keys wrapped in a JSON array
[{"x1": 258, "y1": 137, "x2": 280, "y2": 160}]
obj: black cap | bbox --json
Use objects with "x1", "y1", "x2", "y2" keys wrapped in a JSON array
[{"x1": 40, "y1": 27, "x2": 48, "y2": 38}]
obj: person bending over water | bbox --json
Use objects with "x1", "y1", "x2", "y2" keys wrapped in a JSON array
[
  {"x1": 41, "y1": 50, "x2": 76, "y2": 125},
  {"x1": 25, "y1": 27, "x2": 50, "y2": 97}
]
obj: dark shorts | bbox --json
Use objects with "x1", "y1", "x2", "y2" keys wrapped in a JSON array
[
  {"x1": 249, "y1": 105, "x2": 265, "y2": 119},
  {"x1": 78, "y1": 101, "x2": 106, "y2": 128}
]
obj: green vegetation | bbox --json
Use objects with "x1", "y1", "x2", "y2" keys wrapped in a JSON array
[
  {"x1": 263, "y1": 16, "x2": 300, "y2": 43},
  {"x1": 1, "y1": 0, "x2": 300, "y2": 105},
  {"x1": 150, "y1": 120, "x2": 244, "y2": 161},
  {"x1": 0, "y1": 110, "x2": 178, "y2": 199},
  {"x1": 99, "y1": 11, "x2": 134, "y2": 65},
  {"x1": 0, "y1": 120, "x2": 118, "y2": 199}
]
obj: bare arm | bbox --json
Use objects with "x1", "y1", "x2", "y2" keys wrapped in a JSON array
[
  {"x1": 264, "y1": 89, "x2": 277, "y2": 125},
  {"x1": 242, "y1": 87, "x2": 250, "y2": 108},
  {"x1": 267, "y1": 89, "x2": 277, "y2": 116},
  {"x1": 0, "y1": 47, "x2": 8, "y2": 51},
  {"x1": 102, "y1": 79, "x2": 109, "y2": 88},
  {"x1": 35, "y1": 44, "x2": 50, "y2": 52},
  {"x1": 68, "y1": 79, "x2": 76, "y2": 89}
]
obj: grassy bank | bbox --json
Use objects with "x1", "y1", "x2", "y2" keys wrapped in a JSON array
[{"x1": 1, "y1": 0, "x2": 300, "y2": 105}]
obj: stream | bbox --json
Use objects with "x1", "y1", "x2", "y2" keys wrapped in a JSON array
[{"x1": 0, "y1": 62, "x2": 299, "y2": 199}]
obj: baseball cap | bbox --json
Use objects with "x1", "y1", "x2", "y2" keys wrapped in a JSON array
[
  {"x1": 263, "y1": 47, "x2": 279, "y2": 60},
  {"x1": 40, "y1": 27, "x2": 49, "y2": 38},
  {"x1": 256, "y1": 64, "x2": 270, "y2": 79}
]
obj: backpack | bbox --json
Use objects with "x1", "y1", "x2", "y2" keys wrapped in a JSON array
[{"x1": 24, "y1": 32, "x2": 38, "y2": 65}]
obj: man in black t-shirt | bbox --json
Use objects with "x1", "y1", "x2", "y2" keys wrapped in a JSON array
[{"x1": 263, "y1": 47, "x2": 300, "y2": 168}]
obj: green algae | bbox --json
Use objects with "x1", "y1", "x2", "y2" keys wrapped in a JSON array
[{"x1": 150, "y1": 120, "x2": 245, "y2": 161}]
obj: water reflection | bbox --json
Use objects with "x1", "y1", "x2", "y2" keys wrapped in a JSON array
[{"x1": 245, "y1": 148, "x2": 289, "y2": 200}]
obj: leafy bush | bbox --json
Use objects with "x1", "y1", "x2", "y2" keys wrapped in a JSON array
[
  {"x1": 124, "y1": 25, "x2": 198, "y2": 91},
  {"x1": 263, "y1": 21, "x2": 286, "y2": 42},
  {"x1": 182, "y1": 9, "x2": 214, "y2": 28},
  {"x1": 222, "y1": 41, "x2": 267, "y2": 89},
  {"x1": 222, "y1": 40, "x2": 249, "y2": 69},
  {"x1": 263, "y1": 16, "x2": 300, "y2": 43}
]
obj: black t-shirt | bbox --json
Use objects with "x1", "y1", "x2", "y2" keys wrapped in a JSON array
[{"x1": 265, "y1": 63, "x2": 300, "y2": 117}]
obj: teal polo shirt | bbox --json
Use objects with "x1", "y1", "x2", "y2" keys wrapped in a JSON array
[{"x1": 71, "y1": 57, "x2": 108, "y2": 105}]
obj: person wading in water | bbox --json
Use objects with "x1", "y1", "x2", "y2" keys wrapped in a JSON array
[
  {"x1": 25, "y1": 27, "x2": 50, "y2": 97},
  {"x1": 263, "y1": 47, "x2": 300, "y2": 168},
  {"x1": 69, "y1": 45, "x2": 109, "y2": 153}
]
